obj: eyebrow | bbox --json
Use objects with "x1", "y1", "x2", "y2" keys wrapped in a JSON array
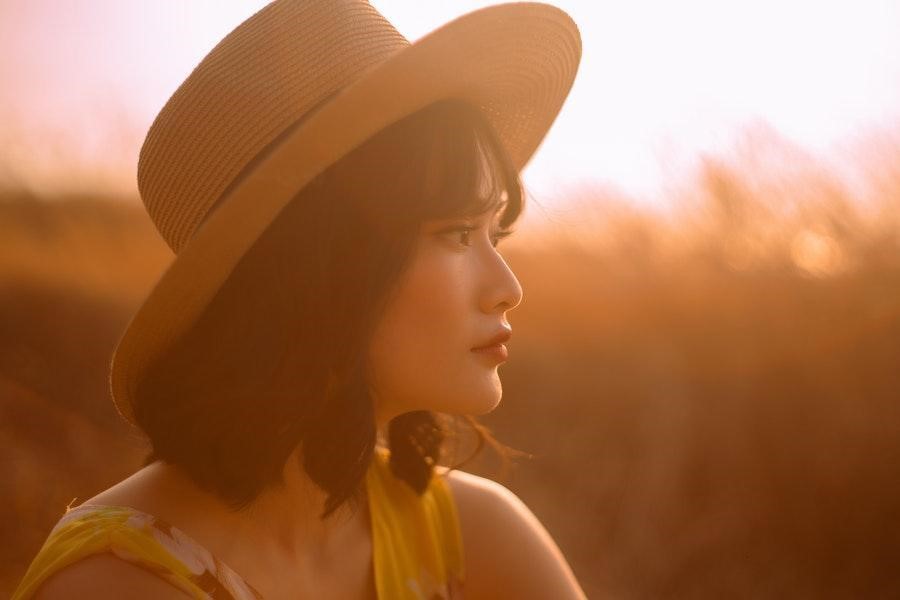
[
  {"x1": 424, "y1": 198, "x2": 508, "y2": 228},
  {"x1": 464, "y1": 199, "x2": 507, "y2": 219}
]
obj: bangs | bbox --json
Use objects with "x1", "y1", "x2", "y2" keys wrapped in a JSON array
[
  {"x1": 409, "y1": 100, "x2": 523, "y2": 230},
  {"x1": 329, "y1": 99, "x2": 524, "y2": 236}
]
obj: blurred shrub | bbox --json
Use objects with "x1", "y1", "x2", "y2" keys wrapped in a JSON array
[{"x1": 3, "y1": 129, "x2": 900, "y2": 597}]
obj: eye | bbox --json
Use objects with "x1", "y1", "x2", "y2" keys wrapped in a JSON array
[
  {"x1": 491, "y1": 229, "x2": 514, "y2": 247},
  {"x1": 440, "y1": 225, "x2": 514, "y2": 248},
  {"x1": 442, "y1": 226, "x2": 475, "y2": 247}
]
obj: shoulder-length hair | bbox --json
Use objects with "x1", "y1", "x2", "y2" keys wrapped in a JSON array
[{"x1": 132, "y1": 98, "x2": 523, "y2": 517}]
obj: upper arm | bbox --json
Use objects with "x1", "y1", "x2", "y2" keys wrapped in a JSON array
[
  {"x1": 444, "y1": 469, "x2": 587, "y2": 600},
  {"x1": 32, "y1": 553, "x2": 193, "y2": 600}
]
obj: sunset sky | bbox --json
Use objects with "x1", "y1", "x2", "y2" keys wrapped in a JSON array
[{"x1": 2, "y1": 0, "x2": 899, "y2": 211}]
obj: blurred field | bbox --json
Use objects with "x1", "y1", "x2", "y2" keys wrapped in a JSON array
[{"x1": 3, "y1": 129, "x2": 900, "y2": 598}]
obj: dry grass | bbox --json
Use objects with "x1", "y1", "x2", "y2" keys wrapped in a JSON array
[{"x1": 3, "y1": 128, "x2": 900, "y2": 598}]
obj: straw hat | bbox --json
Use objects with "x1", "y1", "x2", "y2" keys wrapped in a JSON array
[{"x1": 110, "y1": 0, "x2": 582, "y2": 424}]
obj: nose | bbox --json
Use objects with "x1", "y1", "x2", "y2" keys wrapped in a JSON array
[{"x1": 479, "y1": 248, "x2": 524, "y2": 314}]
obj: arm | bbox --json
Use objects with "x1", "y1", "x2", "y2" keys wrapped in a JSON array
[
  {"x1": 445, "y1": 469, "x2": 587, "y2": 599},
  {"x1": 32, "y1": 553, "x2": 193, "y2": 600}
]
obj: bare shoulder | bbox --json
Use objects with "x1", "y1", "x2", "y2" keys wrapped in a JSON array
[
  {"x1": 32, "y1": 553, "x2": 192, "y2": 599},
  {"x1": 443, "y1": 469, "x2": 587, "y2": 600}
]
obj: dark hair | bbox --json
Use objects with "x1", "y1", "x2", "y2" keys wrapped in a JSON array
[{"x1": 132, "y1": 98, "x2": 523, "y2": 518}]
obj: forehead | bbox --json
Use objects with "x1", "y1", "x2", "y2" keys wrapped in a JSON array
[
  {"x1": 472, "y1": 199, "x2": 508, "y2": 220},
  {"x1": 424, "y1": 201, "x2": 508, "y2": 228}
]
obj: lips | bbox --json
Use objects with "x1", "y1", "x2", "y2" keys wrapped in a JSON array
[{"x1": 471, "y1": 328, "x2": 512, "y2": 350}]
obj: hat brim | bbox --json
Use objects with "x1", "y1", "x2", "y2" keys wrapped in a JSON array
[{"x1": 109, "y1": 2, "x2": 581, "y2": 424}]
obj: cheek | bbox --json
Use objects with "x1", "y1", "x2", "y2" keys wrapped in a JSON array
[
  {"x1": 370, "y1": 258, "x2": 459, "y2": 401},
  {"x1": 368, "y1": 250, "x2": 501, "y2": 419}
]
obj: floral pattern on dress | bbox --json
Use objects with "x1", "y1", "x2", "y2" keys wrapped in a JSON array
[
  {"x1": 15, "y1": 449, "x2": 466, "y2": 599},
  {"x1": 407, "y1": 568, "x2": 464, "y2": 599},
  {"x1": 67, "y1": 505, "x2": 263, "y2": 599}
]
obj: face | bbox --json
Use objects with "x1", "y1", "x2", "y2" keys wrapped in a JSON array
[{"x1": 368, "y1": 206, "x2": 523, "y2": 426}]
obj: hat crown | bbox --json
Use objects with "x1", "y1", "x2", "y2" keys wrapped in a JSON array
[{"x1": 137, "y1": 0, "x2": 409, "y2": 254}]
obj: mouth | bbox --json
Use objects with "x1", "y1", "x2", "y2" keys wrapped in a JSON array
[
  {"x1": 470, "y1": 343, "x2": 509, "y2": 363},
  {"x1": 470, "y1": 327, "x2": 512, "y2": 363},
  {"x1": 471, "y1": 328, "x2": 512, "y2": 351}
]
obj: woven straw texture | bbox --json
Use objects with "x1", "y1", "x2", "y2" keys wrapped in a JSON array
[
  {"x1": 111, "y1": 0, "x2": 582, "y2": 422},
  {"x1": 139, "y1": 0, "x2": 409, "y2": 254}
]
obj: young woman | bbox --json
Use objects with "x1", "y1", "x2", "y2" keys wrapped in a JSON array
[{"x1": 14, "y1": 1, "x2": 585, "y2": 598}]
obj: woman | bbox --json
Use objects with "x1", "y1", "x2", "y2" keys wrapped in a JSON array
[{"x1": 14, "y1": 1, "x2": 585, "y2": 598}]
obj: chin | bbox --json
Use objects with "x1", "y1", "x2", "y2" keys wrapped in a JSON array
[
  {"x1": 446, "y1": 377, "x2": 504, "y2": 416},
  {"x1": 381, "y1": 370, "x2": 504, "y2": 418},
  {"x1": 469, "y1": 395, "x2": 502, "y2": 416}
]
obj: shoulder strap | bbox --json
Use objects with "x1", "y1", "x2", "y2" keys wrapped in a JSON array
[
  {"x1": 428, "y1": 468, "x2": 465, "y2": 583},
  {"x1": 367, "y1": 448, "x2": 465, "y2": 599},
  {"x1": 12, "y1": 505, "x2": 260, "y2": 600}
]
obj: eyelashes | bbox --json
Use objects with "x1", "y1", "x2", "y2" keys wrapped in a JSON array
[
  {"x1": 443, "y1": 225, "x2": 515, "y2": 248},
  {"x1": 490, "y1": 229, "x2": 515, "y2": 247}
]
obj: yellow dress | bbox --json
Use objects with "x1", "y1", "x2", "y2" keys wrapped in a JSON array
[{"x1": 12, "y1": 447, "x2": 465, "y2": 599}]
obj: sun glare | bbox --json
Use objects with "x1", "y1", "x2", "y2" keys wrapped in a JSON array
[{"x1": 0, "y1": 0, "x2": 898, "y2": 206}]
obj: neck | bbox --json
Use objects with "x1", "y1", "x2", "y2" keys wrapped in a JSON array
[
  {"x1": 236, "y1": 446, "x2": 367, "y2": 561},
  {"x1": 155, "y1": 444, "x2": 373, "y2": 568}
]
